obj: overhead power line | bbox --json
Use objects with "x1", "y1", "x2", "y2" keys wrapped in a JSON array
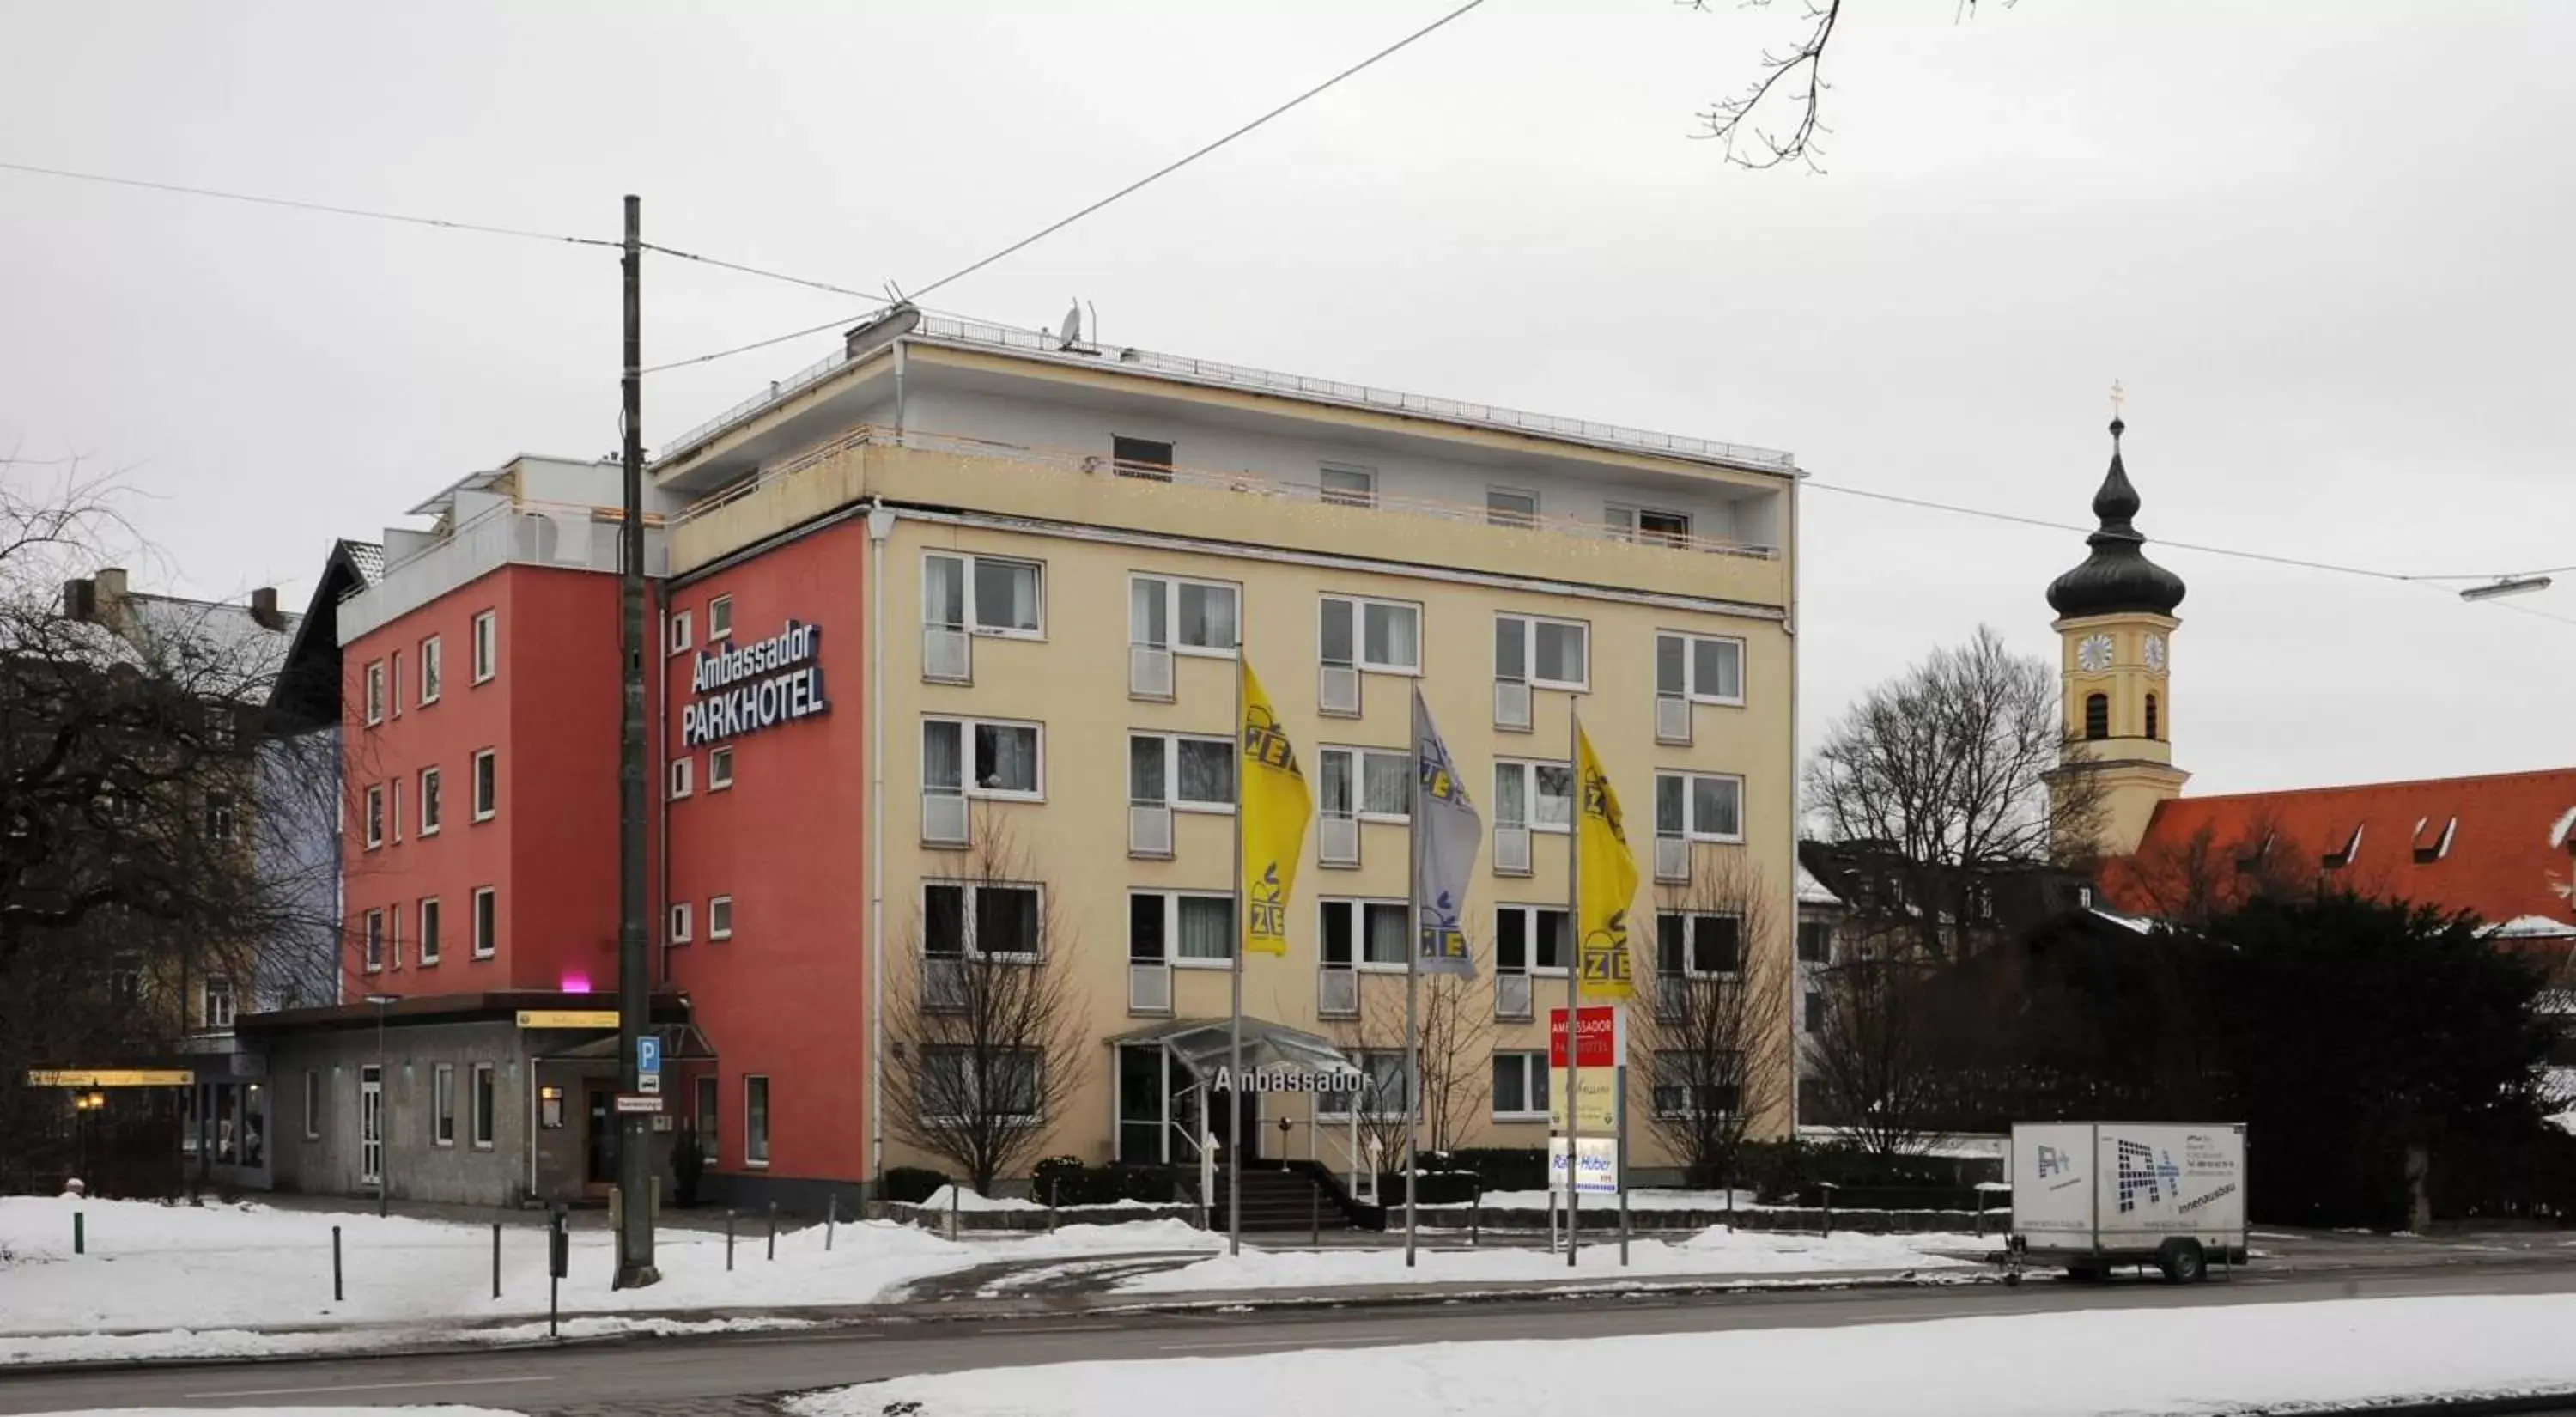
[
  {"x1": 641, "y1": 0, "x2": 1492, "y2": 376},
  {"x1": 0, "y1": 158, "x2": 622, "y2": 249}
]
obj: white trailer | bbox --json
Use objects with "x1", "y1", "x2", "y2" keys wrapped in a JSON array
[{"x1": 2005, "y1": 1122, "x2": 2248, "y2": 1285}]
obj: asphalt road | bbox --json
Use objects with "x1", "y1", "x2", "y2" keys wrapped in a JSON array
[{"x1": 4, "y1": 1259, "x2": 2574, "y2": 1415}]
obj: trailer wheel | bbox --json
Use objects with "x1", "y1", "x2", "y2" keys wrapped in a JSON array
[{"x1": 2158, "y1": 1239, "x2": 2207, "y2": 1285}]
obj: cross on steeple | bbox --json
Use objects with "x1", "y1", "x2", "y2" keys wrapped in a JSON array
[{"x1": 2109, "y1": 379, "x2": 2127, "y2": 420}]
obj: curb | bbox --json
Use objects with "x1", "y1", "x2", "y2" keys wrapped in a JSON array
[{"x1": 2239, "y1": 1394, "x2": 2576, "y2": 1417}]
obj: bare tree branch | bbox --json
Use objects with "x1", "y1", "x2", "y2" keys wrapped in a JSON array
[
  {"x1": 1637, "y1": 851, "x2": 1794, "y2": 1184},
  {"x1": 1686, "y1": 0, "x2": 2008, "y2": 173}
]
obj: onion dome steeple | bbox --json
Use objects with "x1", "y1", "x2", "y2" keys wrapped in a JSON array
[{"x1": 2046, "y1": 417, "x2": 2187, "y2": 618}]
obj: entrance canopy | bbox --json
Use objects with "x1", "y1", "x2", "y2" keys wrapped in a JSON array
[{"x1": 1109, "y1": 1017, "x2": 1353, "y2": 1080}]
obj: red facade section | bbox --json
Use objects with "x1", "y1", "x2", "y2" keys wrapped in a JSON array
[{"x1": 662, "y1": 520, "x2": 872, "y2": 1186}]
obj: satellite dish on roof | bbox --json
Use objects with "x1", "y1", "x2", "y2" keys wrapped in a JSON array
[{"x1": 1059, "y1": 300, "x2": 1083, "y2": 350}]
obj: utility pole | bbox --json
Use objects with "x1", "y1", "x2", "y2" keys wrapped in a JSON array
[{"x1": 613, "y1": 192, "x2": 658, "y2": 1289}]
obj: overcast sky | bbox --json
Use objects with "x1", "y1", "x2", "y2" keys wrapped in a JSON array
[{"x1": 3, "y1": 1, "x2": 2569, "y2": 796}]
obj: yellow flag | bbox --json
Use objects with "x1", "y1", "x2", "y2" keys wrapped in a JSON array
[
  {"x1": 1574, "y1": 721, "x2": 1639, "y2": 999},
  {"x1": 1238, "y1": 660, "x2": 1312, "y2": 957}
]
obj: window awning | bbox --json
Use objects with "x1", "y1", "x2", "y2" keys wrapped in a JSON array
[{"x1": 1109, "y1": 1017, "x2": 1354, "y2": 1079}]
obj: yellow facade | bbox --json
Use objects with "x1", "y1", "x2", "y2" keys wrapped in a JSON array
[{"x1": 2051, "y1": 610, "x2": 2189, "y2": 857}]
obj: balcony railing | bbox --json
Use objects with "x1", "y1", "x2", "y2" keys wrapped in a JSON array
[
  {"x1": 1318, "y1": 968, "x2": 1358, "y2": 1019},
  {"x1": 1495, "y1": 972, "x2": 1534, "y2": 1022},
  {"x1": 1318, "y1": 812, "x2": 1361, "y2": 868}
]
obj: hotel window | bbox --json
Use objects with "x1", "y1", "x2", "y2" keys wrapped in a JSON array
[
  {"x1": 471, "y1": 610, "x2": 497, "y2": 684},
  {"x1": 669, "y1": 611, "x2": 692, "y2": 654},
  {"x1": 669, "y1": 755, "x2": 693, "y2": 800},
  {"x1": 1130, "y1": 575, "x2": 1240, "y2": 654},
  {"x1": 1656, "y1": 912, "x2": 1742, "y2": 977},
  {"x1": 922, "y1": 1046, "x2": 1042, "y2": 1124},
  {"x1": 1129, "y1": 733, "x2": 1236, "y2": 812},
  {"x1": 1653, "y1": 1052, "x2": 1741, "y2": 1120},
  {"x1": 1319, "y1": 746, "x2": 1412, "y2": 822},
  {"x1": 1494, "y1": 905, "x2": 1571, "y2": 974},
  {"x1": 364, "y1": 785, "x2": 385, "y2": 849},
  {"x1": 744, "y1": 1076, "x2": 771, "y2": 1166},
  {"x1": 1320, "y1": 463, "x2": 1377, "y2": 508},
  {"x1": 923, "y1": 717, "x2": 1042, "y2": 800},
  {"x1": 419, "y1": 635, "x2": 442, "y2": 704},
  {"x1": 708, "y1": 745, "x2": 735, "y2": 789},
  {"x1": 434, "y1": 1064, "x2": 456, "y2": 1146},
  {"x1": 709, "y1": 896, "x2": 734, "y2": 940},
  {"x1": 1133, "y1": 891, "x2": 1235, "y2": 966},
  {"x1": 304, "y1": 1071, "x2": 323, "y2": 1140},
  {"x1": 472, "y1": 886, "x2": 497, "y2": 958},
  {"x1": 1795, "y1": 920, "x2": 1833, "y2": 964},
  {"x1": 1487, "y1": 487, "x2": 1539, "y2": 528},
  {"x1": 1320, "y1": 1049, "x2": 1410, "y2": 1120},
  {"x1": 363, "y1": 660, "x2": 385, "y2": 725},
  {"x1": 472, "y1": 1064, "x2": 495, "y2": 1149},
  {"x1": 669, "y1": 901, "x2": 692, "y2": 945},
  {"x1": 923, "y1": 882, "x2": 1042, "y2": 960},
  {"x1": 1319, "y1": 898, "x2": 1408, "y2": 970},
  {"x1": 1655, "y1": 771, "x2": 1745, "y2": 842},
  {"x1": 419, "y1": 897, "x2": 441, "y2": 966},
  {"x1": 708, "y1": 594, "x2": 734, "y2": 640},
  {"x1": 1608, "y1": 504, "x2": 1694, "y2": 546},
  {"x1": 1320, "y1": 594, "x2": 1420, "y2": 674},
  {"x1": 1111, "y1": 435, "x2": 1175, "y2": 482},
  {"x1": 1656, "y1": 631, "x2": 1745, "y2": 705},
  {"x1": 363, "y1": 909, "x2": 385, "y2": 972},
  {"x1": 472, "y1": 749, "x2": 497, "y2": 820},
  {"x1": 202, "y1": 976, "x2": 234, "y2": 1031},
  {"x1": 1494, "y1": 760, "x2": 1574, "y2": 833},
  {"x1": 1491, "y1": 1051, "x2": 1549, "y2": 1119},
  {"x1": 924, "y1": 552, "x2": 1044, "y2": 638},
  {"x1": 419, "y1": 767, "x2": 441, "y2": 836},
  {"x1": 1496, "y1": 614, "x2": 1589, "y2": 692}
]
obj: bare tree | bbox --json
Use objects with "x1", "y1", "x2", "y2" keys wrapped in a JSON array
[
  {"x1": 1801, "y1": 923, "x2": 1953, "y2": 1159},
  {"x1": 2107, "y1": 810, "x2": 2316, "y2": 927},
  {"x1": 882, "y1": 817, "x2": 1088, "y2": 1195},
  {"x1": 1687, "y1": 0, "x2": 2012, "y2": 173},
  {"x1": 1330, "y1": 936, "x2": 1498, "y2": 1170},
  {"x1": 1637, "y1": 853, "x2": 1794, "y2": 1185},
  {"x1": 1805, "y1": 625, "x2": 2100, "y2": 964}
]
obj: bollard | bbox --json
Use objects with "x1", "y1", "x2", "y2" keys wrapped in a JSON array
[
  {"x1": 1820, "y1": 1183, "x2": 1835, "y2": 1239},
  {"x1": 492, "y1": 1222, "x2": 501, "y2": 1299},
  {"x1": 1470, "y1": 1179, "x2": 1481, "y2": 1248},
  {"x1": 1309, "y1": 1184, "x2": 1320, "y2": 1246},
  {"x1": 331, "y1": 1225, "x2": 344, "y2": 1302},
  {"x1": 73, "y1": 1211, "x2": 84, "y2": 1256},
  {"x1": 1048, "y1": 1177, "x2": 1059, "y2": 1234},
  {"x1": 1619, "y1": 1185, "x2": 1630, "y2": 1267},
  {"x1": 826, "y1": 1193, "x2": 837, "y2": 1252},
  {"x1": 726, "y1": 1208, "x2": 736, "y2": 1271},
  {"x1": 546, "y1": 1207, "x2": 568, "y2": 1341},
  {"x1": 947, "y1": 1183, "x2": 960, "y2": 1241},
  {"x1": 1727, "y1": 1174, "x2": 1738, "y2": 1232},
  {"x1": 767, "y1": 1201, "x2": 777, "y2": 1262}
]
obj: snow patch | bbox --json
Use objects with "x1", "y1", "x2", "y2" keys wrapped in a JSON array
[
  {"x1": 2549, "y1": 806, "x2": 2576, "y2": 850},
  {"x1": 1115, "y1": 1226, "x2": 1975, "y2": 1294}
]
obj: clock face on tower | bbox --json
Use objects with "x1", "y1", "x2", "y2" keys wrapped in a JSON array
[
  {"x1": 2077, "y1": 633, "x2": 2115, "y2": 672},
  {"x1": 2143, "y1": 634, "x2": 2168, "y2": 671}
]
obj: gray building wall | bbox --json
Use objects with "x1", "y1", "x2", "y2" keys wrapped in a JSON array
[{"x1": 268, "y1": 1020, "x2": 535, "y2": 1207}]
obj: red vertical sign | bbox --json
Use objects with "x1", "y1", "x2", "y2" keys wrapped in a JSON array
[{"x1": 1547, "y1": 1006, "x2": 1622, "y2": 1068}]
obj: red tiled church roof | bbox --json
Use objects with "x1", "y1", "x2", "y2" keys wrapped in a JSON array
[{"x1": 2099, "y1": 767, "x2": 2576, "y2": 930}]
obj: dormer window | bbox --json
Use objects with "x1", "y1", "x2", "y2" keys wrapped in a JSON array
[
  {"x1": 2411, "y1": 816, "x2": 2456, "y2": 864},
  {"x1": 2324, "y1": 824, "x2": 2364, "y2": 870}
]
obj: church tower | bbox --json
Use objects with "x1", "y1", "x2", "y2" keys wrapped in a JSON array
[{"x1": 2045, "y1": 416, "x2": 2188, "y2": 858}]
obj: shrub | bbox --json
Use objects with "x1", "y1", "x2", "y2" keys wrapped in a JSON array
[
  {"x1": 880, "y1": 1165, "x2": 951, "y2": 1204},
  {"x1": 1031, "y1": 1156, "x2": 1178, "y2": 1206},
  {"x1": 1376, "y1": 1171, "x2": 1479, "y2": 1206},
  {"x1": 1437, "y1": 1147, "x2": 1549, "y2": 1193}
]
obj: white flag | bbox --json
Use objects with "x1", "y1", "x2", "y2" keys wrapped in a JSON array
[{"x1": 1412, "y1": 685, "x2": 1481, "y2": 978}]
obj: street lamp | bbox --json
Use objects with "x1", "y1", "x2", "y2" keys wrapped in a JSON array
[
  {"x1": 2461, "y1": 575, "x2": 2553, "y2": 602},
  {"x1": 364, "y1": 994, "x2": 398, "y2": 1218}
]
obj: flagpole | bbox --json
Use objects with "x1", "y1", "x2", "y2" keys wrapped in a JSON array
[
  {"x1": 1229, "y1": 658, "x2": 1246, "y2": 1259},
  {"x1": 1564, "y1": 702, "x2": 1581, "y2": 1267},
  {"x1": 1404, "y1": 692, "x2": 1423, "y2": 1268}
]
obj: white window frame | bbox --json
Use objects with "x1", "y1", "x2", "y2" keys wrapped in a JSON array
[
  {"x1": 202, "y1": 975, "x2": 234, "y2": 1031},
  {"x1": 363, "y1": 784, "x2": 386, "y2": 849},
  {"x1": 669, "y1": 901, "x2": 693, "y2": 945},
  {"x1": 1494, "y1": 759, "x2": 1574, "y2": 835},
  {"x1": 419, "y1": 635, "x2": 442, "y2": 705},
  {"x1": 1652, "y1": 1050, "x2": 1741, "y2": 1122},
  {"x1": 744, "y1": 1075, "x2": 771, "y2": 1167},
  {"x1": 1128, "y1": 732, "x2": 1236, "y2": 814},
  {"x1": 1133, "y1": 890, "x2": 1236, "y2": 969},
  {"x1": 1497, "y1": 612, "x2": 1590, "y2": 692},
  {"x1": 434, "y1": 1063, "x2": 457, "y2": 1147},
  {"x1": 363, "y1": 660, "x2": 386, "y2": 726},
  {"x1": 304, "y1": 1071, "x2": 322, "y2": 1140},
  {"x1": 1657, "y1": 630, "x2": 1746, "y2": 707},
  {"x1": 417, "y1": 766, "x2": 441, "y2": 836},
  {"x1": 471, "y1": 610, "x2": 497, "y2": 684},
  {"x1": 1494, "y1": 903, "x2": 1572, "y2": 976},
  {"x1": 1319, "y1": 897, "x2": 1411, "y2": 972},
  {"x1": 1320, "y1": 1049, "x2": 1412, "y2": 1121},
  {"x1": 1608, "y1": 503, "x2": 1695, "y2": 546},
  {"x1": 419, "y1": 897, "x2": 441, "y2": 966},
  {"x1": 471, "y1": 885, "x2": 497, "y2": 958},
  {"x1": 1318, "y1": 745, "x2": 1413, "y2": 824},
  {"x1": 922, "y1": 715, "x2": 1045, "y2": 801},
  {"x1": 708, "y1": 745, "x2": 735, "y2": 790},
  {"x1": 1656, "y1": 770, "x2": 1747, "y2": 843},
  {"x1": 921, "y1": 880, "x2": 1045, "y2": 961},
  {"x1": 471, "y1": 1062, "x2": 496, "y2": 1150},
  {"x1": 1657, "y1": 910, "x2": 1744, "y2": 978},
  {"x1": 471, "y1": 749, "x2": 497, "y2": 822},
  {"x1": 1319, "y1": 462, "x2": 1377, "y2": 508},
  {"x1": 923, "y1": 550, "x2": 1047, "y2": 639},
  {"x1": 920, "y1": 1045, "x2": 1043, "y2": 1126},
  {"x1": 362, "y1": 909, "x2": 385, "y2": 972},
  {"x1": 1319, "y1": 593, "x2": 1422, "y2": 675},
  {"x1": 389, "y1": 650, "x2": 402, "y2": 718},
  {"x1": 1128, "y1": 573, "x2": 1241, "y2": 657},
  {"x1": 669, "y1": 755, "x2": 693, "y2": 800},
  {"x1": 668, "y1": 611, "x2": 691, "y2": 654},
  {"x1": 708, "y1": 594, "x2": 734, "y2": 640},
  {"x1": 709, "y1": 895, "x2": 734, "y2": 941},
  {"x1": 204, "y1": 791, "x2": 235, "y2": 845},
  {"x1": 1491, "y1": 1050, "x2": 1549, "y2": 1120}
]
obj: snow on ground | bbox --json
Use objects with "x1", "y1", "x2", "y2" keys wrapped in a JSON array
[
  {"x1": 0, "y1": 1314, "x2": 812, "y2": 1366},
  {"x1": 0, "y1": 1195, "x2": 1214, "y2": 1361},
  {"x1": 1427, "y1": 1188, "x2": 1760, "y2": 1212},
  {"x1": 1116, "y1": 1226, "x2": 1979, "y2": 1294},
  {"x1": 916, "y1": 1186, "x2": 1170, "y2": 1213},
  {"x1": 27, "y1": 1409, "x2": 524, "y2": 1417},
  {"x1": 793, "y1": 1294, "x2": 2576, "y2": 1417}
]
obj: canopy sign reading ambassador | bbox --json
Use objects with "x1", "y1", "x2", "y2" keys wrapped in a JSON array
[{"x1": 682, "y1": 620, "x2": 830, "y2": 748}]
